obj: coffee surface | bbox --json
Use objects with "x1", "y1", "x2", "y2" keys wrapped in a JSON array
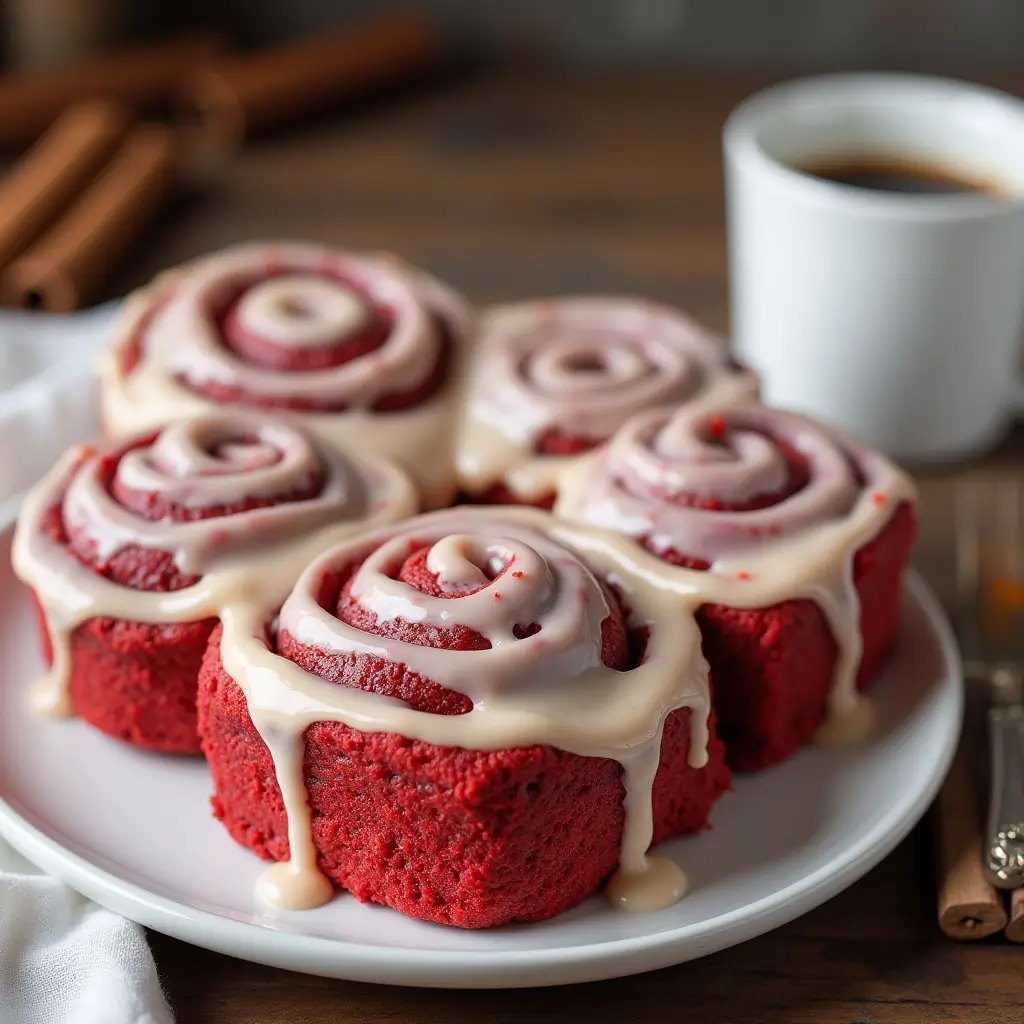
[{"x1": 800, "y1": 157, "x2": 1003, "y2": 196}]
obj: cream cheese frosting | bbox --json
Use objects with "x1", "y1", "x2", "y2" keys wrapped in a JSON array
[
  {"x1": 13, "y1": 412, "x2": 417, "y2": 716},
  {"x1": 555, "y1": 402, "x2": 918, "y2": 744},
  {"x1": 456, "y1": 298, "x2": 759, "y2": 502},
  {"x1": 214, "y1": 506, "x2": 712, "y2": 912},
  {"x1": 99, "y1": 242, "x2": 473, "y2": 509}
]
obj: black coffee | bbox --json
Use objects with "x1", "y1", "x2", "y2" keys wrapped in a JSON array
[{"x1": 799, "y1": 158, "x2": 1003, "y2": 196}]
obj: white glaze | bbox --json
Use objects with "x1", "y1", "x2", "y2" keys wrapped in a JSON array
[
  {"x1": 605, "y1": 855, "x2": 688, "y2": 912},
  {"x1": 456, "y1": 298, "x2": 759, "y2": 500},
  {"x1": 556, "y1": 402, "x2": 917, "y2": 738},
  {"x1": 98, "y1": 243, "x2": 474, "y2": 509},
  {"x1": 215, "y1": 506, "x2": 713, "y2": 913},
  {"x1": 14, "y1": 395, "x2": 915, "y2": 918},
  {"x1": 12, "y1": 413, "x2": 418, "y2": 716},
  {"x1": 36, "y1": 252, "x2": 917, "y2": 922},
  {"x1": 232, "y1": 275, "x2": 370, "y2": 349}
]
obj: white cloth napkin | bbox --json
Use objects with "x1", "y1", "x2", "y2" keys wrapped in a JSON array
[
  {"x1": 0, "y1": 841, "x2": 173, "y2": 1023},
  {"x1": 0, "y1": 306, "x2": 175, "y2": 1024}
]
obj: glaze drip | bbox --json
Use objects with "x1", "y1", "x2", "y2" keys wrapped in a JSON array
[
  {"x1": 99, "y1": 243, "x2": 474, "y2": 508},
  {"x1": 456, "y1": 298, "x2": 759, "y2": 501},
  {"x1": 214, "y1": 507, "x2": 713, "y2": 913},
  {"x1": 12, "y1": 413, "x2": 418, "y2": 716},
  {"x1": 34, "y1": 254, "x2": 918, "y2": 921},
  {"x1": 555, "y1": 402, "x2": 917, "y2": 737}
]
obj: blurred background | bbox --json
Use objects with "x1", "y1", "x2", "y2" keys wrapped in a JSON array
[
  {"x1": 197, "y1": 0, "x2": 1024, "y2": 68},
  {"x1": 0, "y1": 0, "x2": 1020, "y2": 329},
  {"x1": 9, "y1": 0, "x2": 1024, "y2": 70}
]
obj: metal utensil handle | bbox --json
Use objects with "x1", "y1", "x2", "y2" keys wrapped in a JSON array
[{"x1": 986, "y1": 669, "x2": 1024, "y2": 889}]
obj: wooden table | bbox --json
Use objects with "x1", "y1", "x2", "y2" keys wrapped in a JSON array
[{"x1": 126, "y1": 69, "x2": 1024, "y2": 1024}]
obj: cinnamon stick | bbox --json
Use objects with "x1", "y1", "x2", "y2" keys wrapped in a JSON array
[
  {"x1": 179, "y1": 14, "x2": 437, "y2": 148},
  {"x1": 0, "y1": 34, "x2": 221, "y2": 150},
  {"x1": 936, "y1": 735, "x2": 1007, "y2": 939},
  {"x1": 0, "y1": 100, "x2": 128, "y2": 270},
  {"x1": 3, "y1": 123, "x2": 177, "y2": 311}
]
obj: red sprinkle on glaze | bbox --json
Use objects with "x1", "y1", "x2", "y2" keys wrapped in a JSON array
[
  {"x1": 511, "y1": 571, "x2": 524, "y2": 578},
  {"x1": 493, "y1": 591, "x2": 502, "y2": 600},
  {"x1": 872, "y1": 492, "x2": 887, "y2": 506},
  {"x1": 708, "y1": 415, "x2": 727, "y2": 438},
  {"x1": 736, "y1": 571, "x2": 754, "y2": 581}
]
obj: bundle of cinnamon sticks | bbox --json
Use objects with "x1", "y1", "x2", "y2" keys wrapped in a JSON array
[{"x1": 0, "y1": 13, "x2": 439, "y2": 311}]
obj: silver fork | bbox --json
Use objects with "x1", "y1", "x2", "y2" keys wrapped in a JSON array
[{"x1": 955, "y1": 472, "x2": 1024, "y2": 889}]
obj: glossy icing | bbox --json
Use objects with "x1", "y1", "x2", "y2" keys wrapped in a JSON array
[
  {"x1": 13, "y1": 412, "x2": 417, "y2": 715},
  {"x1": 456, "y1": 298, "x2": 758, "y2": 501},
  {"x1": 556, "y1": 402, "x2": 917, "y2": 740},
  {"x1": 215, "y1": 506, "x2": 713, "y2": 913},
  {"x1": 99, "y1": 243, "x2": 473, "y2": 508}
]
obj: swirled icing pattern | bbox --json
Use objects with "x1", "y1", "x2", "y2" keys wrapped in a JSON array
[
  {"x1": 99, "y1": 243, "x2": 473, "y2": 507},
  {"x1": 556, "y1": 402, "x2": 917, "y2": 743},
  {"x1": 456, "y1": 298, "x2": 758, "y2": 502},
  {"x1": 38, "y1": 247, "x2": 917, "y2": 919},
  {"x1": 215, "y1": 506, "x2": 712, "y2": 912},
  {"x1": 13, "y1": 412, "x2": 418, "y2": 715}
]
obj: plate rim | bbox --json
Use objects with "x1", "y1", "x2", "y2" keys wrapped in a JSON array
[{"x1": 0, "y1": 499, "x2": 963, "y2": 988}]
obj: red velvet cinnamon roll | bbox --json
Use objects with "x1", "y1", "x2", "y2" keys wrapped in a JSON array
[
  {"x1": 197, "y1": 507, "x2": 731, "y2": 928},
  {"x1": 99, "y1": 242, "x2": 472, "y2": 508},
  {"x1": 13, "y1": 413, "x2": 416, "y2": 754},
  {"x1": 456, "y1": 298, "x2": 757, "y2": 506},
  {"x1": 556, "y1": 403, "x2": 917, "y2": 771}
]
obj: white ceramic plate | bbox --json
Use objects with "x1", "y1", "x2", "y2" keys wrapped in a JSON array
[{"x1": 0, "y1": 514, "x2": 961, "y2": 989}]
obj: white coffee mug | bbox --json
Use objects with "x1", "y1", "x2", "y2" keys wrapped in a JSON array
[{"x1": 724, "y1": 73, "x2": 1024, "y2": 461}]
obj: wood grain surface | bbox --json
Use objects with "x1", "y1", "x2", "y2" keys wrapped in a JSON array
[{"x1": 121, "y1": 69, "x2": 1024, "y2": 1024}]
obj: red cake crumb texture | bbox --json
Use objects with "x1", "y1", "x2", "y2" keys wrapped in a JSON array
[
  {"x1": 31, "y1": 433, "x2": 324, "y2": 755},
  {"x1": 197, "y1": 538, "x2": 731, "y2": 929},
  {"x1": 629, "y1": 423, "x2": 917, "y2": 772},
  {"x1": 685, "y1": 502, "x2": 914, "y2": 771},
  {"x1": 23, "y1": 241, "x2": 920, "y2": 931}
]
